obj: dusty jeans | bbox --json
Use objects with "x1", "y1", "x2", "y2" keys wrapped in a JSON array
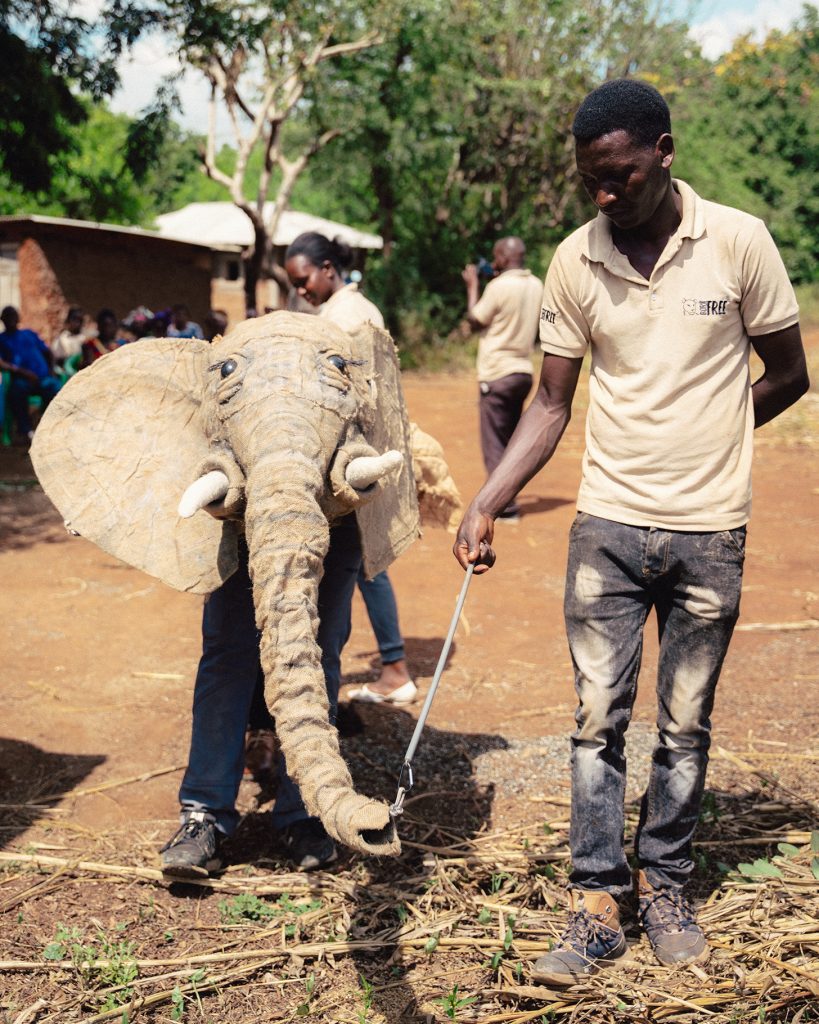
[{"x1": 564, "y1": 512, "x2": 746, "y2": 895}]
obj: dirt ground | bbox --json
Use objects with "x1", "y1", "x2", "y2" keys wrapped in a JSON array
[{"x1": 0, "y1": 333, "x2": 817, "y2": 1022}]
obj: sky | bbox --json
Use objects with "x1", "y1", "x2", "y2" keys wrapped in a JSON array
[
  {"x1": 98, "y1": 0, "x2": 809, "y2": 134},
  {"x1": 686, "y1": 0, "x2": 807, "y2": 59}
]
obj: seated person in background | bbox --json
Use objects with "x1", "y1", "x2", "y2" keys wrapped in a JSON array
[
  {"x1": 51, "y1": 306, "x2": 88, "y2": 372},
  {"x1": 203, "y1": 309, "x2": 229, "y2": 342},
  {"x1": 0, "y1": 305, "x2": 61, "y2": 441},
  {"x1": 121, "y1": 306, "x2": 157, "y2": 341},
  {"x1": 82, "y1": 308, "x2": 128, "y2": 367},
  {"x1": 166, "y1": 304, "x2": 204, "y2": 339}
]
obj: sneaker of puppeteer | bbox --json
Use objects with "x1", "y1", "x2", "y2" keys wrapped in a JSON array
[
  {"x1": 284, "y1": 817, "x2": 338, "y2": 872},
  {"x1": 637, "y1": 870, "x2": 707, "y2": 966},
  {"x1": 160, "y1": 810, "x2": 224, "y2": 879},
  {"x1": 532, "y1": 888, "x2": 628, "y2": 986},
  {"x1": 243, "y1": 727, "x2": 279, "y2": 780}
]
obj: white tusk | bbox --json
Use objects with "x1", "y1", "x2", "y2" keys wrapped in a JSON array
[
  {"x1": 345, "y1": 450, "x2": 404, "y2": 490},
  {"x1": 178, "y1": 470, "x2": 230, "y2": 518}
]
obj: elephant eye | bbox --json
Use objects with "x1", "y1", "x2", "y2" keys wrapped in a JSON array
[
  {"x1": 328, "y1": 354, "x2": 347, "y2": 373},
  {"x1": 221, "y1": 359, "x2": 238, "y2": 378}
]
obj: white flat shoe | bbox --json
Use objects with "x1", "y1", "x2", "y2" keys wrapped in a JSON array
[{"x1": 347, "y1": 680, "x2": 418, "y2": 705}]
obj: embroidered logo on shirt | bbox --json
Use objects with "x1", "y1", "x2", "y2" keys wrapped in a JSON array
[
  {"x1": 682, "y1": 298, "x2": 728, "y2": 316},
  {"x1": 540, "y1": 307, "x2": 557, "y2": 325}
]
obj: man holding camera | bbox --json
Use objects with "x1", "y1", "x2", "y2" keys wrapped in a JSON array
[{"x1": 462, "y1": 237, "x2": 543, "y2": 521}]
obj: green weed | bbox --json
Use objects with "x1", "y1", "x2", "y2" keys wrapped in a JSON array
[
  {"x1": 217, "y1": 891, "x2": 322, "y2": 925},
  {"x1": 43, "y1": 924, "x2": 138, "y2": 1011},
  {"x1": 295, "y1": 972, "x2": 316, "y2": 1017},
  {"x1": 357, "y1": 973, "x2": 374, "y2": 1023},
  {"x1": 434, "y1": 984, "x2": 477, "y2": 1020}
]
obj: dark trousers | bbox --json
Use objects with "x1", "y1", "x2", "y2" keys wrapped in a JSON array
[
  {"x1": 564, "y1": 513, "x2": 745, "y2": 894},
  {"x1": 479, "y1": 372, "x2": 532, "y2": 516}
]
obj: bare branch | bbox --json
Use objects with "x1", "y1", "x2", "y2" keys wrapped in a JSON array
[
  {"x1": 318, "y1": 31, "x2": 383, "y2": 61},
  {"x1": 203, "y1": 81, "x2": 234, "y2": 194}
]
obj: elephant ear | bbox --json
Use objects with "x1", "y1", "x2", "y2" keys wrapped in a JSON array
[
  {"x1": 30, "y1": 339, "x2": 239, "y2": 594},
  {"x1": 348, "y1": 324, "x2": 421, "y2": 579}
]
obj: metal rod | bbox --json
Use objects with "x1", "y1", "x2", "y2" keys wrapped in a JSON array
[{"x1": 389, "y1": 564, "x2": 475, "y2": 818}]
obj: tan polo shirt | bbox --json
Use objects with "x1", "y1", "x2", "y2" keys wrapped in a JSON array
[
  {"x1": 539, "y1": 179, "x2": 799, "y2": 531},
  {"x1": 319, "y1": 283, "x2": 384, "y2": 332},
  {"x1": 472, "y1": 268, "x2": 542, "y2": 382}
]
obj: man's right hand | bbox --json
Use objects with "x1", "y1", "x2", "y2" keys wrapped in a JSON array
[
  {"x1": 461, "y1": 264, "x2": 479, "y2": 288},
  {"x1": 453, "y1": 506, "x2": 496, "y2": 573}
]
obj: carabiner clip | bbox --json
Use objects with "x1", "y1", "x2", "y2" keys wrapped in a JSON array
[{"x1": 389, "y1": 761, "x2": 414, "y2": 818}]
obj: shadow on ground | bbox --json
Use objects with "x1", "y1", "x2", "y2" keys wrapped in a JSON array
[
  {"x1": 0, "y1": 738, "x2": 106, "y2": 849},
  {"x1": 172, "y1": 705, "x2": 509, "y2": 1022}
]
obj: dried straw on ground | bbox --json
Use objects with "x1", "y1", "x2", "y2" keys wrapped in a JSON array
[{"x1": 0, "y1": 751, "x2": 816, "y2": 1024}]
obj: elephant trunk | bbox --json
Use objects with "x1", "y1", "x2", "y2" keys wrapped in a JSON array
[{"x1": 243, "y1": 444, "x2": 399, "y2": 858}]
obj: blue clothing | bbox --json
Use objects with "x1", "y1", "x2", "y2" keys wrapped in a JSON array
[
  {"x1": 356, "y1": 568, "x2": 405, "y2": 665},
  {"x1": 0, "y1": 328, "x2": 60, "y2": 436},
  {"x1": 167, "y1": 321, "x2": 204, "y2": 340},
  {"x1": 0, "y1": 328, "x2": 52, "y2": 380},
  {"x1": 564, "y1": 512, "x2": 744, "y2": 895},
  {"x1": 179, "y1": 514, "x2": 362, "y2": 835}
]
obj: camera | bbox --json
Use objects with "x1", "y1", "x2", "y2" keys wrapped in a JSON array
[{"x1": 476, "y1": 257, "x2": 495, "y2": 278}]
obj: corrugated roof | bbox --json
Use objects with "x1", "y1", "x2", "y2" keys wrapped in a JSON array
[{"x1": 154, "y1": 203, "x2": 383, "y2": 250}]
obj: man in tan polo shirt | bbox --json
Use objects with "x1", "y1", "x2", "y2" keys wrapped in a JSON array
[
  {"x1": 462, "y1": 237, "x2": 542, "y2": 520},
  {"x1": 454, "y1": 79, "x2": 808, "y2": 982}
]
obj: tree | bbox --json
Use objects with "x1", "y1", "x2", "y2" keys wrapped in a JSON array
[
  {"x1": 0, "y1": 103, "x2": 203, "y2": 226},
  {"x1": 0, "y1": 2, "x2": 118, "y2": 192},
  {"x1": 305, "y1": 0, "x2": 708, "y2": 334},
  {"x1": 106, "y1": 1, "x2": 382, "y2": 310},
  {"x1": 674, "y1": 5, "x2": 819, "y2": 282}
]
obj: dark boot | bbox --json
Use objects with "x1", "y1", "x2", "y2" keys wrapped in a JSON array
[
  {"x1": 637, "y1": 869, "x2": 707, "y2": 966},
  {"x1": 532, "y1": 888, "x2": 628, "y2": 985}
]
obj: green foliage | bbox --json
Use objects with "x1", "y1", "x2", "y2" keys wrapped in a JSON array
[
  {"x1": 357, "y1": 974, "x2": 374, "y2": 1023},
  {"x1": 698, "y1": 791, "x2": 721, "y2": 824},
  {"x1": 434, "y1": 984, "x2": 477, "y2": 1019},
  {"x1": 5, "y1": 0, "x2": 816, "y2": 356},
  {"x1": 42, "y1": 924, "x2": 138, "y2": 1011},
  {"x1": 295, "y1": 972, "x2": 316, "y2": 1016},
  {"x1": 736, "y1": 857, "x2": 784, "y2": 879},
  {"x1": 0, "y1": 3, "x2": 118, "y2": 191},
  {"x1": 0, "y1": 101, "x2": 203, "y2": 225},
  {"x1": 490, "y1": 871, "x2": 512, "y2": 894},
  {"x1": 675, "y1": 7, "x2": 819, "y2": 283},
  {"x1": 170, "y1": 985, "x2": 185, "y2": 1021},
  {"x1": 217, "y1": 891, "x2": 322, "y2": 925}
]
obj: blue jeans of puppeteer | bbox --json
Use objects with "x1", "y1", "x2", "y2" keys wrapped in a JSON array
[
  {"x1": 356, "y1": 568, "x2": 405, "y2": 665},
  {"x1": 179, "y1": 513, "x2": 362, "y2": 834},
  {"x1": 564, "y1": 513, "x2": 746, "y2": 896}
]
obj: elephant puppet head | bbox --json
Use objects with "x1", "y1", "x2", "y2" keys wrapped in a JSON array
[{"x1": 31, "y1": 311, "x2": 422, "y2": 857}]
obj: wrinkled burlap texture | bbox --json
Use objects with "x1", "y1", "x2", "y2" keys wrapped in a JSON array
[
  {"x1": 408, "y1": 421, "x2": 463, "y2": 531},
  {"x1": 202, "y1": 314, "x2": 402, "y2": 855},
  {"x1": 32, "y1": 314, "x2": 428, "y2": 855},
  {"x1": 30, "y1": 338, "x2": 239, "y2": 593},
  {"x1": 31, "y1": 319, "x2": 426, "y2": 593}
]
